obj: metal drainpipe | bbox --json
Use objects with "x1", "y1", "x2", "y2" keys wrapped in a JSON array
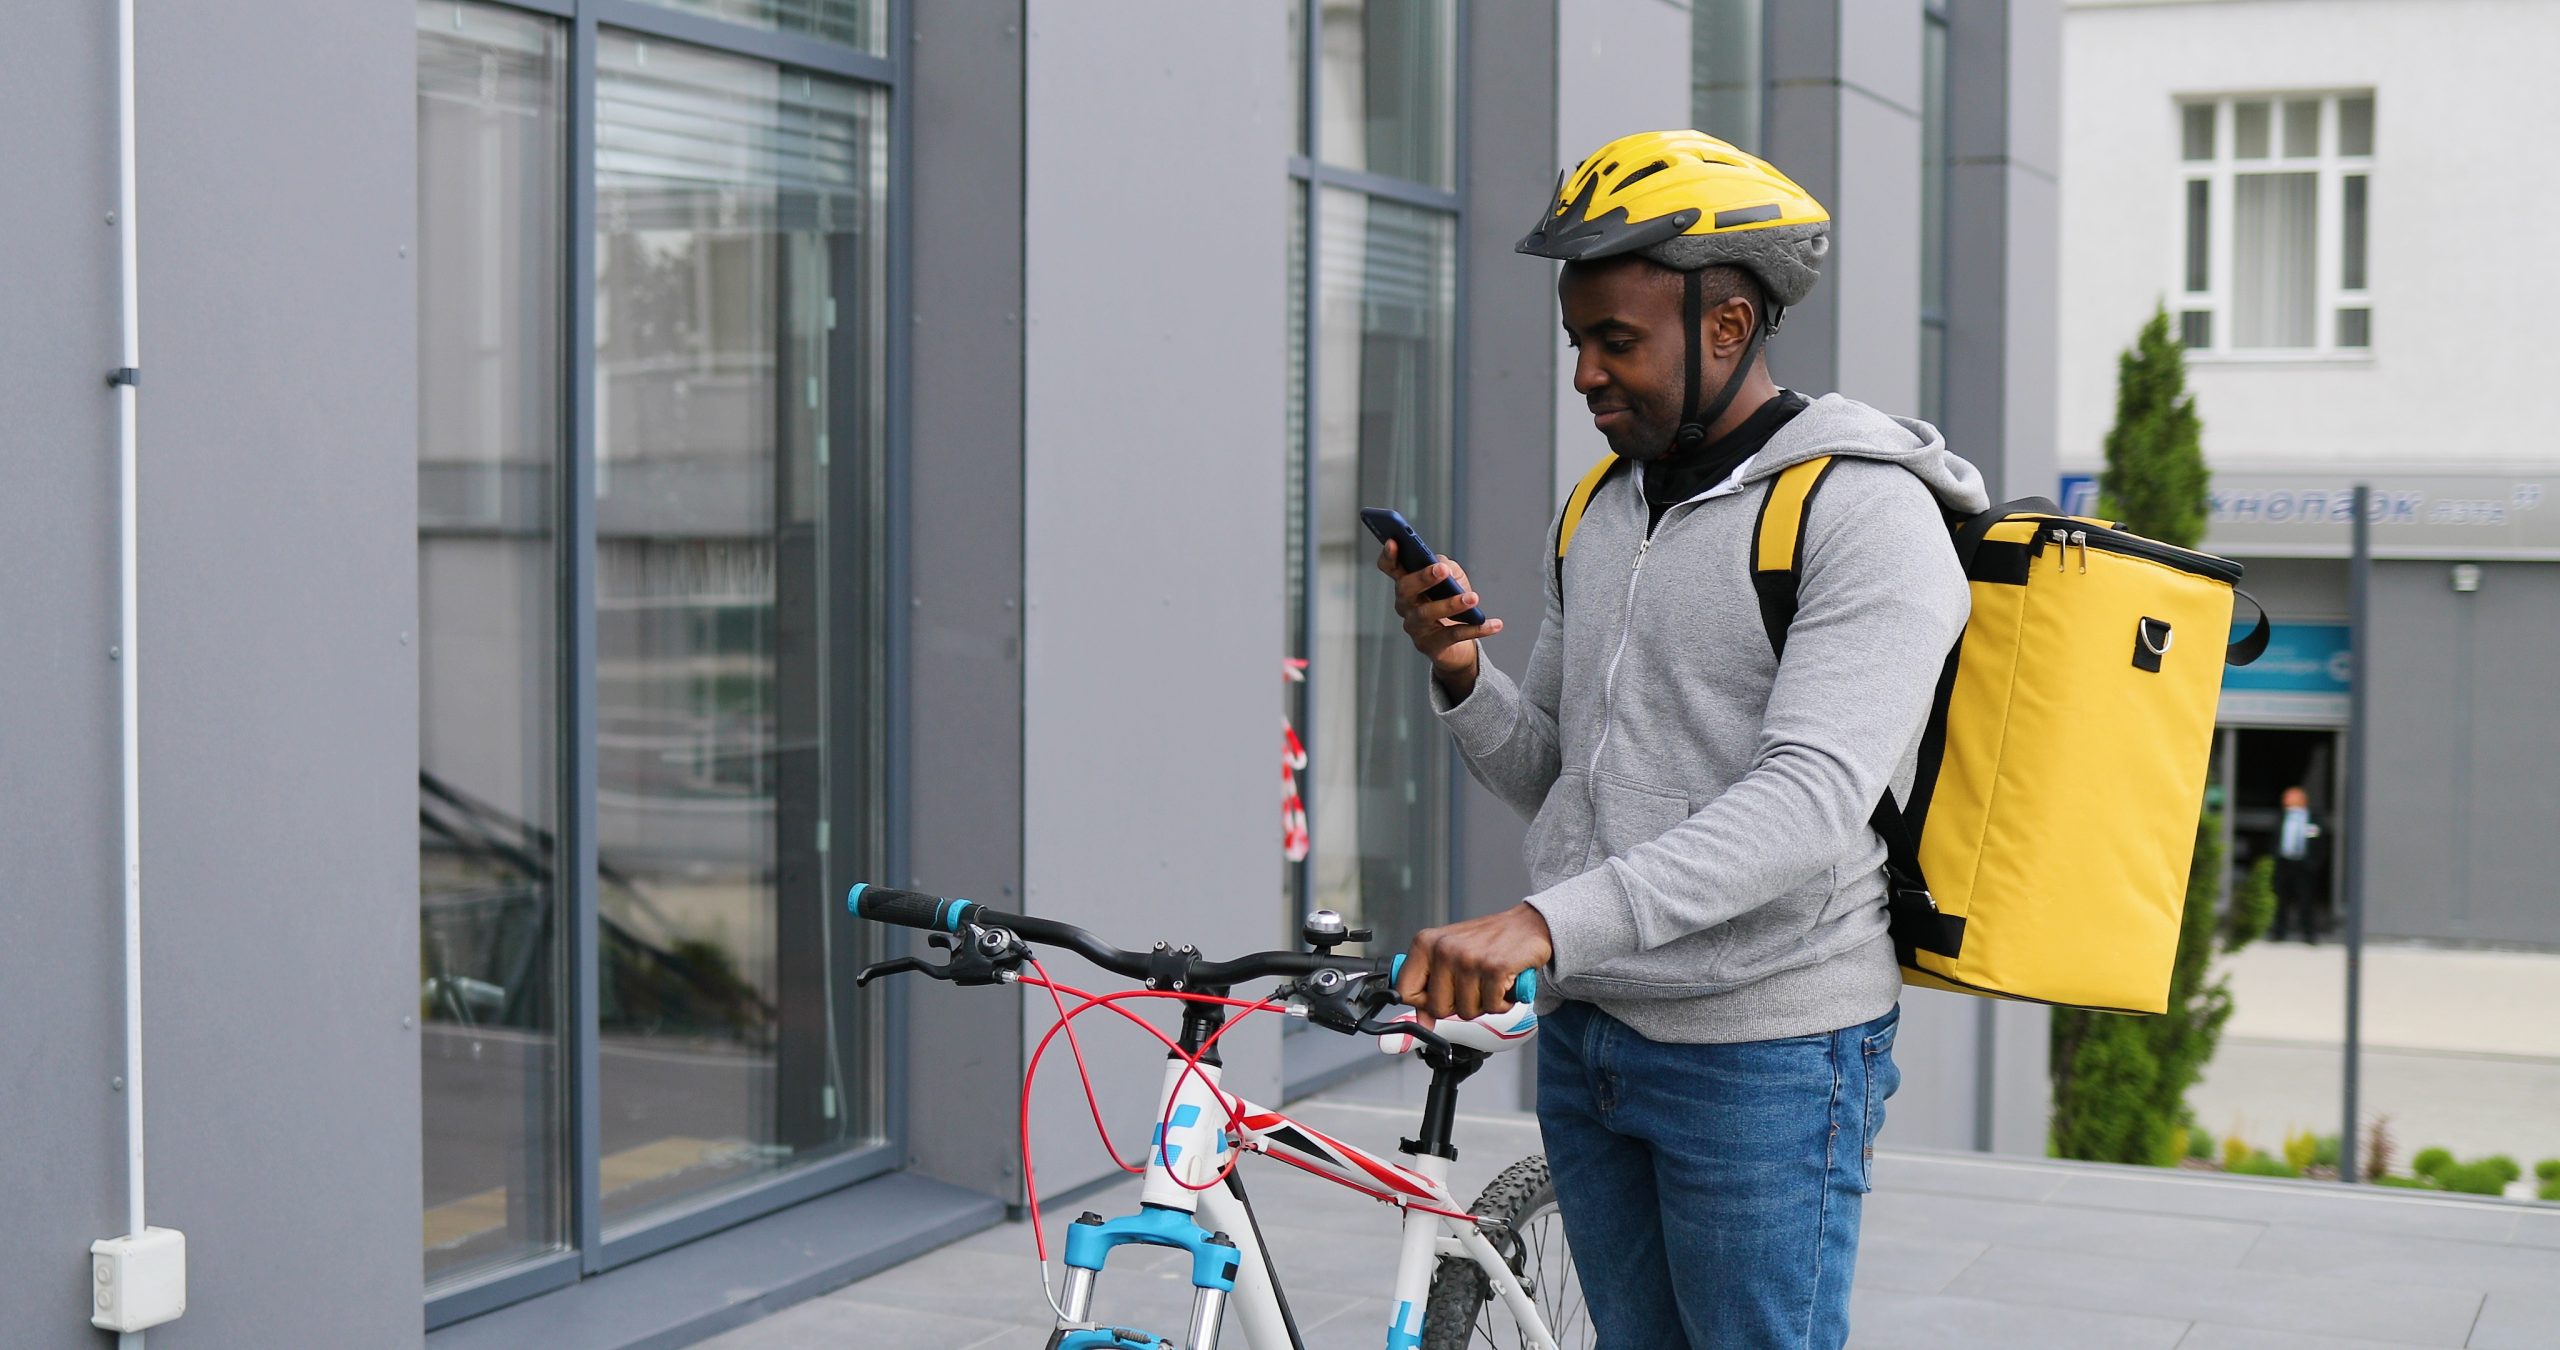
[{"x1": 115, "y1": 0, "x2": 150, "y2": 1339}]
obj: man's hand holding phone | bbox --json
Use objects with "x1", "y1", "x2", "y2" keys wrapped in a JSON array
[{"x1": 1375, "y1": 541, "x2": 1503, "y2": 703}]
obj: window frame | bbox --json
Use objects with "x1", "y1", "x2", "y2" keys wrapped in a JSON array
[
  {"x1": 1281, "y1": 0, "x2": 1467, "y2": 1090},
  {"x1": 418, "y1": 0, "x2": 904, "y2": 1329},
  {"x1": 2174, "y1": 90, "x2": 2375, "y2": 361}
]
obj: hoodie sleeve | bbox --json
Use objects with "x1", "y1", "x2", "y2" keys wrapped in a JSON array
[
  {"x1": 1428, "y1": 515, "x2": 1568, "y2": 825},
  {"x1": 1525, "y1": 458, "x2": 1969, "y2": 975}
]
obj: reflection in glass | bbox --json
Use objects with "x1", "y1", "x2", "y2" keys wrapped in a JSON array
[
  {"x1": 2185, "y1": 180, "x2": 2210, "y2": 294},
  {"x1": 594, "y1": 30, "x2": 886, "y2": 1233},
  {"x1": 625, "y1": 0, "x2": 882, "y2": 54},
  {"x1": 2234, "y1": 100, "x2": 2270, "y2": 160},
  {"x1": 415, "y1": 0, "x2": 569, "y2": 1286},
  {"x1": 1296, "y1": 189, "x2": 1455, "y2": 953},
  {"x1": 2342, "y1": 174, "x2": 2368, "y2": 292},
  {"x1": 2282, "y1": 99, "x2": 2321, "y2": 159},
  {"x1": 1318, "y1": 0, "x2": 1455, "y2": 189},
  {"x1": 1692, "y1": 0, "x2": 1765, "y2": 153},
  {"x1": 2338, "y1": 96, "x2": 2375, "y2": 157}
]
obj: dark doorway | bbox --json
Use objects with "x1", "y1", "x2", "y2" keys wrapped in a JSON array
[{"x1": 2225, "y1": 727, "x2": 2341, "y2": 939}]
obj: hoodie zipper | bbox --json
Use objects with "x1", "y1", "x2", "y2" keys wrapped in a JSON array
[{"x1": 1582, "y1": 521, "x2": 1652, "y2": 850}]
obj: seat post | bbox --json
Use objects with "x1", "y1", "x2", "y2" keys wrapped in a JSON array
[{"x1": 1401, "y1": 1046, "x2": 1485, "y2": 1160}]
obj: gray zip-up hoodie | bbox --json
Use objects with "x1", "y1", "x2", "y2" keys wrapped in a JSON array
[{"x1": 1435, "y1": 394, "x2": 1985, "y2": 1044}]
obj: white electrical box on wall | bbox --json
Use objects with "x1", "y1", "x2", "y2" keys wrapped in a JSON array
[{"x1": 90, "y1": 1227, "x2": 186, "y2": 1332}]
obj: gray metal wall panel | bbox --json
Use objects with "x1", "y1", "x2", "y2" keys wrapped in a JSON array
[
  {"x1": 1833, "y1": 77, "x2": 1922, "y2": 414},
  {"x1": 902, "y1": 0, "x2": 1030, "y2": 1204},
  {"x1": 0, "y1": 5, "x2": 133, "y2": 1343},
  {"x1": 1020, "y1": 0, "x2": 1292, "y2": 1198},
  {"x1": 2366, "y1": 562, "x2": 2560, "y2": 946},
  {"x1": 1944, "y1": 0, "x2": 2062, "y2": 504},
  {"x1": 1455, "y1": 0, "x2": 1557, "y2": 935},
  {"x1": 136, "y1": 1, "x2": 424, "y2": 1344},
  {"x1": 2234, "y1": 557, "x2": 2350, "y2": 622}
]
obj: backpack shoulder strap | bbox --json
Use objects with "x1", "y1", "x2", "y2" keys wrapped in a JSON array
[
  {"x1": 1554, "y1": 453, "x2": 1626, "y2": 589},
  {"x1": 1747, "y1": 455, "x2": 1842, "y2": 658}
]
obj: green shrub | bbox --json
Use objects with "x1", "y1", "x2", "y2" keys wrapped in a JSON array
[
  {"x1": 2282, "y1": 1129, "x2": 2319, "y2": 1175},
  {"x1": 2223, "y1": 1133, "x2": 2256, "y2": 1172},
  {"x1": 2540, "y1": 1178, "x2": 2560, "y2": 1203},
  {"x1": 2535, "y1": 1158, "x2": 2560, "y2": 1183},
  {"x1": 2412, "y1": 1147, "x2": 2455, "y2": 1180},
  {"x1": 2230, "y1": 1152, "x2": 2298, "y2": 1178},
  {"x1": 2373, "y1": 1174, "x2": 2435, "y2": 1189},
  {"x1": 2435, "y1": 1161, "x2": 2511, "y2": 1196},
  {"x1": 2312, "y1": 1133, "x2": 2342, "y2": 1170},
  {"x1": 2227, "y1": 856, "x2": 2276, "y2": 949},
  {"x1": 2187, "y1": 1127, "x2": 2216, "y2": 1161},
  {"x1": 2484, "y1": 1155, "x2": 2523, "y2": 1185}
]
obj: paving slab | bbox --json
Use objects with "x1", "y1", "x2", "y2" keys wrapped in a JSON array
[
  {"x1": 1863, "y1": 1187, "x2": 2265, "y2": 1266},
  {"x1": 1844, "y1": 1288, "x2": 2189, "y2": 1349},
  {"x1": 2046, "y1": 1168, "x2": 2528, "y2": 1242},
  {"x1": 1851, "y1": 1231, "x2": 1990, "y2": 1295},
  {"x1": 1942, "y1": 1242, "x2": 2485, "y2": 1346},
  {"x1": 2242, "y1": 1221, "x2": 2560, "y2": 1296},
  {"x1": 1874, "y1": 1150, "x2": 2071, "y2": 1203},
  {"x1": 2172, "y1": 1323, "x2": 2463, "y2": 1350},
  {"x1": 692, "y1": 1299, "x2": 1016, "y2": 1350},
  {"x1": 2469, "y1": 1286, "x2": 2560, "y2": 1350}
]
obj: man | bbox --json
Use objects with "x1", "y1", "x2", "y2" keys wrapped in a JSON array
[
  {"x1": 1385, "y1": 131, "x2": 1984, "y2": 1347},
  {"x1": 2272, "y1": 785, "x2": 2327, "y2": 942}
]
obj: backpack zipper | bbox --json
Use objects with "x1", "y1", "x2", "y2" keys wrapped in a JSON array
[{"x1": 2028, "y1": 519, "x2": 2241, "y2": 583}]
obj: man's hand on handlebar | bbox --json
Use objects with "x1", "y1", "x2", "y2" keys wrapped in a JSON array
[{"x1": 1396, "y1": 903, "x2": 1554, "y2": 1025}]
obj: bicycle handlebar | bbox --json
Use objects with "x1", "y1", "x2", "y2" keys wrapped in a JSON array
[{"x1": 849, "y1": 882, "x2": 1534, "y2": 1003}]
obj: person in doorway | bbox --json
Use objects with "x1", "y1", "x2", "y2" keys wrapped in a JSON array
[
  {"x1": 2272, "y1": 785, "x2": 2329, "y2": 942},
  {"x1": 1381, "y1": 130, "x2": 1982, "y2": 1349}
]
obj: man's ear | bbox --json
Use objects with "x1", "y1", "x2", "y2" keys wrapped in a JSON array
[{"x1": 1708, "y1": 296, "x2": 1759, "y2": 360}]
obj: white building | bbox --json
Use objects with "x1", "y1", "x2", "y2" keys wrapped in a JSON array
[{"x1": 2062, "y1": 0, "x2": 2560, "y2": 944}]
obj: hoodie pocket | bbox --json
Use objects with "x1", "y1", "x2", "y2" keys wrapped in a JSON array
[{"x1": 1522, "y1": 770, "x2": 1591, "y2": 888}]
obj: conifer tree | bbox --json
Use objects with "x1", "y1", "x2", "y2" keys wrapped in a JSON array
[{"x1": 2049, "y1": 304, "x2": 2254, "y2": 1164}]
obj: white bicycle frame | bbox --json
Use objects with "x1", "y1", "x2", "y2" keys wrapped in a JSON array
[{"x1": 1051, "y1": 1044, "x2": 1558, "y2": 1350}]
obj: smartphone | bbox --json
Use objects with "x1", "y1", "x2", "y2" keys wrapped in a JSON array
[{"x1": 1360, "y1": 507, "x2": 1488, "y2": 626}]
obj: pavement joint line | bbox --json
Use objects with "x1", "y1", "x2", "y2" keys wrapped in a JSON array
[{"x1": 2222, "y1": 1034, "x2": 2560, "y2": 1066}]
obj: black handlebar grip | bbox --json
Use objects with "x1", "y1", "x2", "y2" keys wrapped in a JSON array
[{"x1": 847, "y1": 882, "x2": 980, "y2": 933}]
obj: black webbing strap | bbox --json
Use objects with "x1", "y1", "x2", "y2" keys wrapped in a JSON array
[{"x1": 2227, "y1": 589, "x2": 2273, "y2": 666}]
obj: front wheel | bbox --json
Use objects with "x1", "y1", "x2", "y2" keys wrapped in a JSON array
[{"x1": 1420, "y1": 1154, "x2": 1592, "y2": 1349}]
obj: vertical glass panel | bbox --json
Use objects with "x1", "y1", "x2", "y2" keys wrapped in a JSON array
[
  {"x1": 2282, "y1": 99, "x2": 2321, "y2": 158},
  {"x1": 1918, "y1": 321, "x2": 1945, "y2": 427},
  {"x1": 2234, "y1": 100, "x2": 2271, "y2": 159},
  {"x1": 2342, "y1": 174, "x2": 2369, "y2": 292},
  {"x1": 1692, "y1": 0, "x2": 1765, "y2": 153},
  {"x1": 2179, "y1": 310, "x2": 2213, "y2": 349},
  {"x1": 2184, "y1": 179, "x2": 2211, "y2": 293},
  {"x1": 593, "y1": 30, "x2": 888, "y2": 1233},
  {"x1": 624, "y1": 0, "x2": 882, "y2": 55},
  {"x1": 1920, "y1": 15, "x2": 1948, "y2": 320},
  {"x1": 1318, "y1": 0, "x2": 1455, "y2": 189},
  {"x1": 1309, "y1": 189, "x2": 1455, "y2": 953},
  {"x1": 2233, "y1": 172, "x2": 2316, "y2": 348},
  {"x1": 2182, "y1": 103, "x2": 2216, "y2": 162},
  {"x1": 2338, "y1": 95, "x2": 2375, "y2": 156},
  {"x1": 415, "y1": 0, "x2": 568, "y2": 1286},
  {"x1": 2337, "y1": 308, "x2": 2370, "y2": 348}
]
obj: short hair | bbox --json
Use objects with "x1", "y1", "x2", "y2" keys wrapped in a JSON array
[{"x1": 1691, "y1": 264, "x2": 1767, "y2": 327}]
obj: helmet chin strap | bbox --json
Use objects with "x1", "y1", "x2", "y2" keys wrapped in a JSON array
[{"x1": 1671, "y1": 268, "x2": 1776, "y2": 452}]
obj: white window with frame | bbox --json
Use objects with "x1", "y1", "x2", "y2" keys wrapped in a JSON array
[{"x1": 2175, "y1": 92, "x2": 2374, "y2": 356}]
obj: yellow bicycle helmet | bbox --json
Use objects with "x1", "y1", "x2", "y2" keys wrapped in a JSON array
[{"x1": 1520, "y1": 130, "x2": 1832, "y2": 449}]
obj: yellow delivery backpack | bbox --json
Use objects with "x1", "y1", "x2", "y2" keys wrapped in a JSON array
[{"x1": 1558, "y1": 454, "x2": 2270, "y2": 1014}]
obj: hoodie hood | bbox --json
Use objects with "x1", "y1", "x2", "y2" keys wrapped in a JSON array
[{"x1": 1738, "y1": 392, "x2": 1989, "y2": 515}]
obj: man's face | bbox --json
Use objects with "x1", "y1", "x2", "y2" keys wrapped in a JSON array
[
  {"x1": 2283, "y1": 787, "x2": 2308, "y2": 810},
  {"x1": 1557, "y1": 258, "x2": 1752, "y2": 461}
]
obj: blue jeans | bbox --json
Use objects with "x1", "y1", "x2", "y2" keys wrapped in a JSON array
[{"x1": 1535, "y1": 1000, "x2": 1901, "y2": 1349}]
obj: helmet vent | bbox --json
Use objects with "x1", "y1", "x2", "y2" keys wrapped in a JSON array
[
  {"x1": 1617, "y1": 160, "x2": 1669, "y2": 191},
  {"x1": 1713, "y1": 203, "x2": 1782, "y2": 228}
]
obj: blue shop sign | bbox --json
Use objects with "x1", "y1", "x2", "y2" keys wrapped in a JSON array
[{"x1": 2224, "y1": 622, "x2": 2351, "y2": 695}]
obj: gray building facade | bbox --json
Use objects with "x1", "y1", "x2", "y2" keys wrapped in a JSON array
[{"x1": 3, "y1": 3, "x2": 2061, "y2": 1347}]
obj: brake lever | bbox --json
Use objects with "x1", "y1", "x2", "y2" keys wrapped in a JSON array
[
  {"x1": 1356, "y1": 1007, "x2": 1453, "y2": 1057},
  {"x1": 854, "y1": 922, "x2": 1030, "y2": 988}
]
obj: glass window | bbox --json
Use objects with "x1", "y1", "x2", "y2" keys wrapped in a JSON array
[
  {"x1": 2282, "y1": 99, "x2": 2321, "y2": 158},
  {"x1": 2182, "y1": 103, "x2": 2216, "y2": 161},
  {"x1": 2234, "y1": 100, "x2": 2270, "y2": 159},
  {"x1": 2184, "y1": 180, "x2": 2210, "y2": 293},
  {"x1": 2338, "y1": 95, "x2": 2375, "y2": 156},
  {"x1": 2234, "y1": 172, "x2": 2317, "y2": 348},
  {"x1": 625, "y1": 0, "x2": 881, "y2": 54},
  {"x1": 2176, "y1": 93, "x2": 2372, "y2": 355},
  {"x1": 1317, "y1": 0, "x2": 1455, "y2": 189},
  {"x1": 415, "y1": 0, "x2": 569, "y2": 1289},
  {"x1": 1289, "y1": 0, "x2": 1307, "y2": 159},
  {"x1": 2337, "y1": 308, "x2": 2371, "y2": 348},
  {"x1": 1291, "y1": 189, "x2": 1455, "y2": 953},
  {"x1": 1918, "y1": 10, "x2": 1948, "y2": 426},
  {"x1": 1692, "y1": 0, "x2": 1765, "y2": 153},
  {"x1": 592, "y1": 28, "x2": 886, "y2": 1234},
  {"x1": 2342, "y1": 174, "x2": 2369, "y2": 291}
]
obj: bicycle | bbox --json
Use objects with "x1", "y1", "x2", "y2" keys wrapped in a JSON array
[{"x1": 849, "y1": 883, "x2": 1590, "y2": 1350}]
